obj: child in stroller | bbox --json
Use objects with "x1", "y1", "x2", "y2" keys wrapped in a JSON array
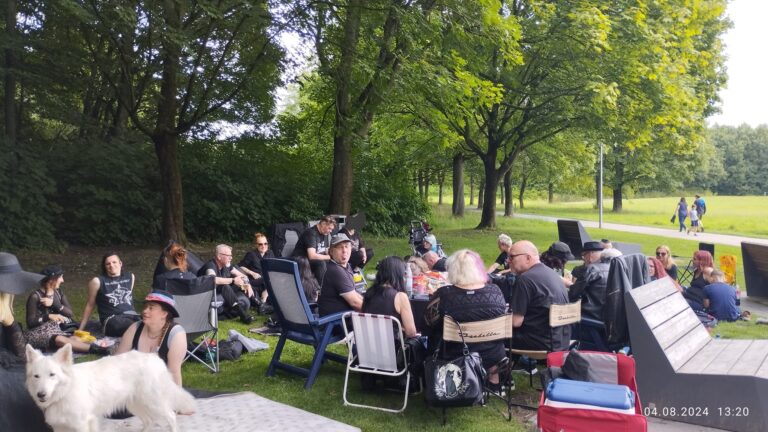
[{"x1": 409, "y1": 220, "x2": 445, "y2": 257}]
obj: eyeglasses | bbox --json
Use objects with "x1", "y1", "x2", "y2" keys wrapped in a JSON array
[
  {"x1": 218, "y1": 253, "x2": 232, "y2": 257},
  {"x1": 656, "y1": 252, "x2": 667, "y2": 257},
  {"x1": 507, "y1": 253, "x2": 529, "y2": 260},
  {"x1": 256, "y1": 242, "x2": 268, "y2": 246}
]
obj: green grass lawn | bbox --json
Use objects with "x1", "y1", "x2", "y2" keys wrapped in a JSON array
[
  {"x1": 12, "y1": 201, "x2": 768, "y2": 431},
  {"x1": 505, "y1": 195, "x2": 768, "y2": 239}
]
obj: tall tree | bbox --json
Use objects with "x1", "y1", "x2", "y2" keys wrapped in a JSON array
[{"x1": 63, "y1": 0, "x2": 283, "y2": 243}]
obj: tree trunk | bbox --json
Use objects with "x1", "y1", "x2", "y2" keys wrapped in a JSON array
[
  {"x1": 452, "y1": 153, "x2": 465, "y2": 217},
  {"x1": 437, "y1": 170, "x2": 445, "y2": 205},
  {"x1": 477, "y1": 180, "x2": 484, "y2": 209},
  {"x1": 4, "y1": 0, "x2": 17, "y2": 151},
  {"x1": 477, "y1": 160, "x2": 499, "y2": 228},
  {"x1": 612, "y1": 186, "x2": 623, "y2": 212},
  {"x1": 424, "y1": 171, "x2": 430, "y2": 203},
  {"x1": 417, "y1": 171, "x2": 424, "y2": 199},
  {"x1": 152, "y1": 0, "x2": 186, "y2": 245},
  {"x1": 499, "y1": 184, "x2": 504, "y2": 204},
  {"x1": 548, "y1": 182, "x2": 554, "y2": 203},
  {"x1": 329, "y1": 132, "x2": 353, "y2": 214},
  {"x1": 153, "y1": 135, "x2": 186, "y2": 244},
  {"x1": 612, "y1": 160, "x2": 624, "y2": 212},
  {"x1": 518, "y1": 175, "x2": 528, "y2": 209},
  {"x1": 504, "y1": 168, "x2": 513, "y2": 216},
  {"x1": 469, "y1": 173, "x2": 474, "y2": 205}
]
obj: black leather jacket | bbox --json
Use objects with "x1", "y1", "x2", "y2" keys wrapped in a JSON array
[{"x1": 569, "y1": 260, "x2": 610, "y2": 321}]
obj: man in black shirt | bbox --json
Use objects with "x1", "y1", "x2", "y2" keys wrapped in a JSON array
[
  {"x1": 507, "y1": 240, "x2": 571, "y2": 351},
  {"x1": 293, "y1": 215, "x2": 335, "y2": 284},
  {"x1": 318, "y1": 233, "x2": 363, "y2": 317},
  {"x1": 199, "y1": 244, "x2": 253, "y2": 324}
]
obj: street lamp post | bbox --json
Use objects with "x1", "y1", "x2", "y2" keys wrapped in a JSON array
[{"x1": 599, "y1": 143, "x2": 603, "y2": 229}]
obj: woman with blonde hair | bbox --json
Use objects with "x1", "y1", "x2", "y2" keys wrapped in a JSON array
[
  {"x1": 654, "y1": 245, "x2": 678, "y2": 280},
  {"x1": 424, "y1": 249, "x2": 507, "y2": 392}
]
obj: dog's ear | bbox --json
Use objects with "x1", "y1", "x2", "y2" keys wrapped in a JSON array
[
  {"x1": 26, "y1": 344, "x2": 42, "y2": 363},
  {"x1": 53, "y1": 343, "x2": 74, "y2": 365}
]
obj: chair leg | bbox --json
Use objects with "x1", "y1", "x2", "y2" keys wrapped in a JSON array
[
  {"x1": 267, "y1": 334, "x2": 288, "y2": 377},
  {"x1": 305, "y1": 326, "x2": 337, "y2": 389}
]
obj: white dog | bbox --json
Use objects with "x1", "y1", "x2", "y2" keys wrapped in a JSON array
[{"x1": 26, "y1": 344, "x2": 195, "y2": 432}]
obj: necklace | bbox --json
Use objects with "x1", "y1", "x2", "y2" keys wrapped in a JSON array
[{"x1": 146, "y1": 330, "x2": 162, "y2": 340}]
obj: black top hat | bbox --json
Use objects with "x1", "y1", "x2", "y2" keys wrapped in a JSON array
[
  {"x1": 582, "y1": 241, "x2": 605, "y2": 252},
  {"x1": 40, "y1": 264, "x2": 65, "y2": 285},
  {"x1": 0, "y1": 252, "x2": 44, "y2": 295}
]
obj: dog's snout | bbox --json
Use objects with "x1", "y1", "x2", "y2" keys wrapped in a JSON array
[{"x1": 37, "y1": 391, "x2": 46, "y2": 399}]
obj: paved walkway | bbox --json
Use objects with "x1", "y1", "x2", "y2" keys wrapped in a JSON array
[{"x1": 512, "y1": 213, "x2": 768, "y2": 247}]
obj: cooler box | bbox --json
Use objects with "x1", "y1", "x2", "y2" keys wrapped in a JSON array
[
  {"x1": 545, "y1": 378, "x2": 635, "y2": 413},
  {"x1": 537, "y1": 351, "x2": 647, "y2": 432}
]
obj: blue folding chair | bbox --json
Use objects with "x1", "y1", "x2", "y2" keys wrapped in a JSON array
[{"x1": 262, "y1": 258, "x2": 347, "y2": 389}]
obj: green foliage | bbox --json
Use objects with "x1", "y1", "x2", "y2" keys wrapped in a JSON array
[
  {"x1": 0, "y1": 135, "x2": 59, "y2": 249},
  {"x1": 49, "y1": 132, "x2": 162, "y2": 245},
  {"x1": 352, "y1": 155, "x2": 430, "y2": 237},
  {"x1": 706, "y1": 125, "x2": 768, "y2": 195}
]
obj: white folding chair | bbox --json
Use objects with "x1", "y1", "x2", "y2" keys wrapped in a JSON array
[
  {"x1": 165, "y1": 275, "x2": 220, "y2": 373},
  {"x1": 342, "y1": 312, "x2": 410, "y2": 413}
]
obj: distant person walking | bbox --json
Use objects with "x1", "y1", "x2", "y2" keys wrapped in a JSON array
[
  {"x1": 674, "y1": 197, "x2": 688, "y2": 232},
  {"x1": 694, "y1": 194, "x2": 707, "y2": 232},
  {"x1": 688, "y1": 204, "x2": 700, "y2": 236}
]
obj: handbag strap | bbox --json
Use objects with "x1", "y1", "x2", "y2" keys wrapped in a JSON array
[{"x1": 444, "y1": 314, "x2": 471, "y2": 356}]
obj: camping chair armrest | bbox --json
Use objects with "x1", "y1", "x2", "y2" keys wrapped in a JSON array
[
  {"x1": 581, "y1": 317, "x2": 606, "y2": 328},
  {"x1": 315, "y1": 311, "x2": 345, "y2": 326}
]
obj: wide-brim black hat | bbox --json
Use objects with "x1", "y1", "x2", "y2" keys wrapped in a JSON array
[
  {"x1": 549, "y1": 242, "x2": 576, "y2": 261},
  {"x1": 0, "y1": 252, "x2": 44, "y2": 295},
  {"x1": 582, "y1": 241, "x2": 605, "y2": 252}
]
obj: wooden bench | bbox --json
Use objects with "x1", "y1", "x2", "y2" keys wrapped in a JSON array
[
  {"x1": 742, "y1": 241, "x2": 768, "y2": 298},
  {"x1": 625, "y1": 278, "x2": 768, "y2": 431}
]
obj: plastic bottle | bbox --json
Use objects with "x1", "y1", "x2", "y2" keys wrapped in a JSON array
[{"x1": 405, "y1": 264, "x2": 413, "y2": 297}]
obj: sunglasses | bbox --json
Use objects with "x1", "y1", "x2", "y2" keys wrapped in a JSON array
[
  {"x1": 256, "y1": 242, "x2": 268, "y2": 246},
  {"x1": 656, "y1": 252, "x2": 667, "y2": 257}
]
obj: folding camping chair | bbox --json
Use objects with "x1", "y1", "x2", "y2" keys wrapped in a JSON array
[
  {"x1": 509, "y1": 300, "x2": 581, "y2": 388},
  {"x1": 440, "y1": 314, "x2": 516, "y2": 421},
  {"x1": 165, "y1": 275, "x2": 220, "y2": 373},
  {"x1": 342, "y1": 312, "x2": 411, "y2": 413},
  {"x1": 262, "y1": 258, "x2": 347, "y2": 389}
]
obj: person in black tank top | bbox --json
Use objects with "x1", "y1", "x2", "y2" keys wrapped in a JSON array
[
  {"x1": 362, "y1": 257, "x2": 418, "y2": 338},
  {"x1": 78, "y1": 253, "x2": 140, "y2": 337},
  {"x1": 115, "y1": 290, "x2": 187, "y2": 386}
]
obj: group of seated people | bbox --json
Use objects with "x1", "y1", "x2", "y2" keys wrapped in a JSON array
[{"x1": 0, "y1": 251, "x2": 188, "y2": 387}]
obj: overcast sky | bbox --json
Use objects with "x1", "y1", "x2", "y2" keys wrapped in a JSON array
[{"x1": 707, "y1": 0, "x2": 768, "y2": 127}]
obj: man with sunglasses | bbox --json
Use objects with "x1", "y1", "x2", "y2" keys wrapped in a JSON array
[
  {"x1": 239, "y1": 232, "x2": 276, "y2": 314},
  {"x1": 506, "y1": 240, "x2": 570, "y2": 351}
]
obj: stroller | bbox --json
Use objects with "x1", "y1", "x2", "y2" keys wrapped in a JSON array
[{"x1": 408, "y1": 220, "x2": 445, "y2": 257}]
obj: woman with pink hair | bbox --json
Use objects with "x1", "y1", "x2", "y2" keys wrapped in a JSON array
[{"x1": 647, "y1": 256, "x2": 682, "y2": 292}]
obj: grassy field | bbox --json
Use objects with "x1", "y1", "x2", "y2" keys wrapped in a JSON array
[
  {"x1": 494, "y1": 195, "x2": 768, "y2": 239},
  {"x1": 10, "y1": 200, "x2": 768, "y2": 431}
]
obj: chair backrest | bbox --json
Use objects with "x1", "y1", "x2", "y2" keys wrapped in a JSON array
[
  {"x1": 165, "y1": 275, "x2": 217, "y2": 336},
  {"x1": 269, "y1": 222, "x2": 306, "y2": 258},
  {"x1": 557, "y1": 219, "x2": 592, "y2": 257},
  {"x1": 549, "y1": 300, "x2": 581, "y2": 328},
  {"x1": 346, "y1": 313, "x2": 401, "y2": 372},
  {"x1": 262, "y1": 258, "x2": 314, "y2": 328},
  {"x1": 442, "y1": 314, "x2": 514, "y2": 344}
]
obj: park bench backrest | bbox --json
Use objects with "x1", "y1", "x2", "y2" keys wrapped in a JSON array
[
  {"x1": 557, "y1": 219, "x2": 592, "y2": 257},
  {"x1": 742, "y1": 241, "x2": 768, "y2": 298}
]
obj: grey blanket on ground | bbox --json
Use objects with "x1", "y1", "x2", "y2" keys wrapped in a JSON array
[{"x1": 99, "y1": 392, "x2": 360, "y2": 432}]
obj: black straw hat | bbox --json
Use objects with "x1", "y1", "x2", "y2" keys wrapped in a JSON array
[
  {"x1": 0, "y1": 252, "x2": 44, "y2": 295},
  {"x1": 582, "y1": 241, "x2": 605, "y2": 252},
  {"x1": 40, "y1": 264, "x2": 65, "y2": 285}
]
